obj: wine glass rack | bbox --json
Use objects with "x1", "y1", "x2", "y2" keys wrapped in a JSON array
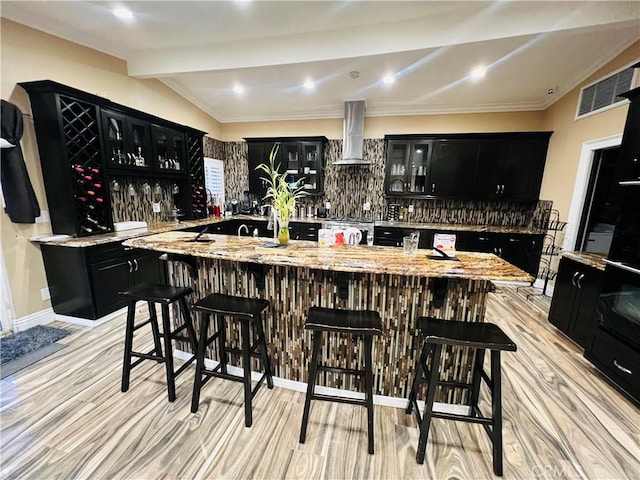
[
  {"x1": 60, "y1": 95, "x2": 113, "y2": 236},
  {"x1": 187, "y1": 134, "x2": 207, "y2": 219}
]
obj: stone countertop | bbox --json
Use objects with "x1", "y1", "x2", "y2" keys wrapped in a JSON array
[
  {"x1": 561, "y1": 251, "x2": 607, "y2": 271},
  {"x1": 122, "y1": 231, "x2": 533, "y2": 283},
  {"x1": 30, "y1": 214, "x2": 544, "y2": 248}
]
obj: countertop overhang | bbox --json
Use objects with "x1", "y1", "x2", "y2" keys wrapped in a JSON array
[{"x1": 123, "y1": 231, "x2": 533, "y2": 283}]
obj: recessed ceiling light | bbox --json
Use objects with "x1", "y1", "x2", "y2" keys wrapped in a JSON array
[
  {"x1": 470, "y1": 66, "x2": 487, "y2": 81},
  {"x1": 233, "y1": 84, "x2": 244, "y2": 95},
  {"x1": 383, "y1": 74, "x2": 395, "y2": 84},
  {"x1": 112, "y1": 5, "x2": 134, "y2": 21},
  {"x1": 303, "y1": 79, "x2": 315, "y2": 90}
]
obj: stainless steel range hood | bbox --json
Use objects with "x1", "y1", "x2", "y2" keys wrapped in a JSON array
[{"x1": 334, "y1": 100, "x2": 370, "y2": 166}]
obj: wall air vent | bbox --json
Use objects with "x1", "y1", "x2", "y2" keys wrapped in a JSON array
[{"x1": 576, "y1": 63, "x2": 637, "y2": 120}]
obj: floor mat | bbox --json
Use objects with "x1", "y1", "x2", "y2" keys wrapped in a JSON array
[
  {"x1": 1, "y1": 343, "x2": 67, "y2": 379},
  {"x1": 0, "y1": 325, "x2": 70, "y2": 365}
]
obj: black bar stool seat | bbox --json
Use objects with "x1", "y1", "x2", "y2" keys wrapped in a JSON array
[
  {"x1": 299, "y1": 306, "x2": 383, "y2": 454},
  {"x1": 120, "y1": 282, "x2": 197, "y2": 403},
  {"x1": 406, "y1": 317, "x2": 517, "y2": 476},
  {"x1": 190, "y1": 293, "x2": 273, "y2": 427}
]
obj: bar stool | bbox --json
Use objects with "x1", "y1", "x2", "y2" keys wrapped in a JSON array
[
  {"x1": 406, "y1": 317, "x2": 517, "y2": 476},
  {"x1": 299, "y1": 306, "x2": 382, "y2": 454},
  {"x1": 190, "y1": 293, "x2": 274, "y2": 427},
  {"x1": 120, "y1": 282, "x2": 197, "y2": 402}
]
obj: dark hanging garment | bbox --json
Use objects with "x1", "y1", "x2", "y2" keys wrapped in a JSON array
[{"x1": 1, "y1": 100, "x2": 40, "y2": 223}]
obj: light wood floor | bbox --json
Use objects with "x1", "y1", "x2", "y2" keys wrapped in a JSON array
[{"x1": 1, "y1": 288, "x2": 638, "y2": 479}]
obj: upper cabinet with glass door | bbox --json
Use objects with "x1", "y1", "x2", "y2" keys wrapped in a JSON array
[
  {"x1": 300, "y1": 141, "x2": 323, "y2": 194},
  {"x1": 385, "y1": 140, "x2": 432, "y2": 196},
  {"x1": 101, "y1": 110, "x2": 152, "y2": 172},
  {"x1": 151, "y1": 125, "x2": 187, "y2": 176}
]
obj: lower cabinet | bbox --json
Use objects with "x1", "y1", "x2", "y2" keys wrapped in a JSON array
[
  {"x1": 585, "y1": 328, "x2": 640, "y2": 404},
  {"x1": 548, "y1": 257, "x2": 603, "y2": 348},
  {"x1": 290, "y1": 222, "x2": 320, "y2": 241},
  {"x1": 41, "y1": 242, "x2": 166, "y2": 320},
  {"x1": 464, "y1": 232, "x2": 543, "y2": 276}
]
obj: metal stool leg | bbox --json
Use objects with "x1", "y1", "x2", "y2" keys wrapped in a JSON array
[
  {"x1": 241, "y1": 318, "x2": 253, "y2": 427},
  {"x1": 191, "y1": 312, "x2": 210, "y2": 413},
  {"x1": 299, "y1": 330, "x2": 322, "y2": 443},
  {"x1": 364, "y1": 335, "x2": 375, "y2": 455},
  {"x1": 121, "y1": 300, "x2": 137, "y2": 392},
  {"x1": 491, "y1": 350, "x2": 504, "y2": 476},
  {"x1": 416, "y1": 343, "x2": 442, "y2": 464},
  {"x1": 255, "y1": 313, "x2": 274, "y2": 389},
  {"x1": 160, "y1": 303, "x2": 176, "y2": 402}
]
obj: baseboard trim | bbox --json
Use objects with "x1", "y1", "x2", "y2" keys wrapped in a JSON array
[
  {"x1": 54, "y1": 307, "x2": 128, "y2": 328},
  {"x1": 174, "y1": 350, "x2": 470, "y2": 416},
  {"x1": 12, "y1": 307, "x2": 55, "y2": 332}
]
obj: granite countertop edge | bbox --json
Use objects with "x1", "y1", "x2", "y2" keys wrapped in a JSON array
[
  {"x1": 30, "y1": 215, "x2": 546, "y2": 248},
  {"x1": 561, "y1": 251, "x2": 607, "y2": 271},
  {"x1": 122, "y1": 231, "x2": 533, "y2": 283}
]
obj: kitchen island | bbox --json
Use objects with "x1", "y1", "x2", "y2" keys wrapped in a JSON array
[{"x1": 125, "y1": 231, "x2": 531, "y2": 403}]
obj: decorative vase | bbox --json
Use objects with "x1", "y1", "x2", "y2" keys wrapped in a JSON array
[{"x1": 278, "y1": 223, "x2": 290, "y2": 244}]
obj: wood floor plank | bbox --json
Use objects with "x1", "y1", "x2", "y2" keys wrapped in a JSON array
[{"x1": 1, "y1": 288, "x2": 639, "y2": 479}]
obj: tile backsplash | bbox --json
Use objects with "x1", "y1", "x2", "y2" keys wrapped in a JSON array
[{"x1": 109, "y1": 176, "x2": 176, "y2": 223}]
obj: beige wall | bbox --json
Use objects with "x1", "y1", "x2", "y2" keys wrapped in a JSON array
[
  {"x1": 540, "y1": 40, "x2": 639, "y2": 223},
  {"x1": 0, "y1": 19, "x2": 221, "y2": 319},
  {"x1": 1, "y1": 18, "x2": 637, "y2": 321},
  {"x1": 220, "y1": 111, "x2": 545, "y2": 141}
]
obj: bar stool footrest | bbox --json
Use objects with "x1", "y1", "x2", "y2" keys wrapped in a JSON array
[
  {"x1": 317, "y1": 364, "x2": 366, "y2": 376},
  {"x1": 312, "y1": 393, "x2": 368, "y2": 407}
]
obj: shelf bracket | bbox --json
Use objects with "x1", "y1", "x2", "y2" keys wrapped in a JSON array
[
  {"x1": 246, "y1": 263, "x2": 268, "y2": 291},
  {"x1": 161, "y1": 253, "x2": 198, "y2": 280},
  {"x1": 430, "y1": 277, "x2": 450, "y2": 309},
  {"x1": 335, "y1": 272, "x2": 350, "y2": 300}
]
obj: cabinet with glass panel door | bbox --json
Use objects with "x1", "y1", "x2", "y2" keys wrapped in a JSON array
[
  {"x1": 151, "y1": 125, "x2": 187, "y2": 175},
  {"x1": 385, "y1": 139, "x2": 433, "y2": 196},
  {"x1": 101, "y1": 109, "x2": 152, "y2": 173}
]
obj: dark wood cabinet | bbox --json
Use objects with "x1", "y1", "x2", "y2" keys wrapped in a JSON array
[
  {"x1": 462, "y1": 232, "x2": 543, "y2": 276},
  {"x1": 385, "y1": 140, "x2": 433, "y2": 195},
  {"x1": 101, "y1": 109, "x2": 153, "y2": 173},
  {"x1": 245, "y1": 137, "x2": 327, "y2": 196},
  {"x1": 20, "y1": 80, "x2": 207, "y2": 234},
  {"x1": 548, "y1": 257, "x2": 603, "y2": 348},
  {"x1": 585, "y1": 328, "x2": 640, "y2": 405},
  {"x1": 151, "y1": 125, "x2": 187, "y2": 175},
  {"x1": 19, "y1": 87, "x2": 115, "y2": 237},
  {"x1": 41, "y1": 242, "x2": 166, "y2": 320},
  {"x1": 290, "y1": 221, "x2": 320, "y2": 241},
  {"x1": 429, "y1": 140, "x2": 476, "y2": 197},
  {"x1": 384, "y1": 132, "x2": 551, "y2": 201}
]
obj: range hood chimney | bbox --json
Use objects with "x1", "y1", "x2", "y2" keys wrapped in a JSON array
[{"x1": 334, "y1": 100, "x2": 370, "y2": 166}]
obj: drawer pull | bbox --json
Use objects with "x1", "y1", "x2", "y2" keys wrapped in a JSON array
[{"x1": 614, "y1": 360, "x2": 632, "y2": 375}]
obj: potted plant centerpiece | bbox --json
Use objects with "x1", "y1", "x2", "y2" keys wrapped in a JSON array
[{"x1": 256, "y1": 144, "x2": 307, "y2": 244}]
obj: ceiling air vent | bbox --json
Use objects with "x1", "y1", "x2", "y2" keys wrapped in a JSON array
[{"x1": 576, "y1": 64, "x2": 637, "y2": 119}]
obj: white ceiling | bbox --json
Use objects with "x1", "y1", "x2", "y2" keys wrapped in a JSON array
[{"x1": 2, "y1": 1, "x2": 639, "y2": 122}]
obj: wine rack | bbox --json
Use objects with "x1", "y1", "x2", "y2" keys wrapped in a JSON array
[
  {"x1": 520, "y1": 208, "x2": 566, "y2": 299},
  {"x1": 187, "y1": 133, "x2": 207, "y2": 218},
  {"x1": 60, "y1": 95, "x2": 113, "y2": 236}
]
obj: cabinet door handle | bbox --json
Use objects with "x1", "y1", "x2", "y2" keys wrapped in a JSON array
[
  {"x1": 133, "y1": 258, "x2": 139, "y2": 271},
  {"x1": 614, "y1": 360, "x2": 632, "y2": 375},
  {"x1": 577, "y1": 273, "x2": 585, "y2": 289},
  {"x1": 479, "y1": 237, "x2": 488, "y2": 241},
  {"x1": 431, "y1": 183, "x2": 436, "y2": 193},
  {"x1": 496, "y1": 184, "x2": 500, "y2": 194},
  {"x1": 127, "y1": 260, "x2": 133, "y2": 273},
  {"x1": 571, "y1": 271, "x2": 579, "y2": 287},
  {"x1": 124, "y1": 247, "x2": 134, "y2": 251},
  {"x1": 501, "y1": 184, "x2": 505, "y2": 194}
]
